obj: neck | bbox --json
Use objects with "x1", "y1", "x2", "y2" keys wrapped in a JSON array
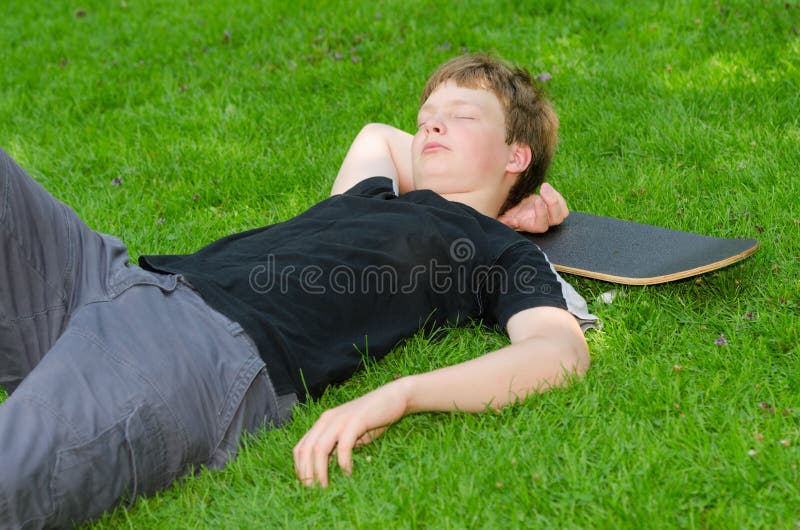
[
  {"x1": 439, "y1": 189, "x2": 506, "y2": 219},
  {"x1": 439, "y1": 171, "x2": 516, "y2": 219}
]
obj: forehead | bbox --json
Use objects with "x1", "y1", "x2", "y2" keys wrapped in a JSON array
[{"x1": 418, "y1": 81, "x2": 504, "y2": 114}]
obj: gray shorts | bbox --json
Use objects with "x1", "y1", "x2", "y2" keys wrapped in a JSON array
[{"x1": 0, "y1": 148, "x2": 290, "y2": 529}]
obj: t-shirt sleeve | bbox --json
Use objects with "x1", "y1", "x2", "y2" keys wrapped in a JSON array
[
  {"x1": 482, "y1": 239, "x2": 568, "y2": 330},
  {"x1": 342, "y1": 176, "x2": 398, "y2": 198}
]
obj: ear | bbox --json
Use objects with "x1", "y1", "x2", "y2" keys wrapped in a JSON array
[{"x1": 505, "y1": 143, "x2": 532, "y2": 175}]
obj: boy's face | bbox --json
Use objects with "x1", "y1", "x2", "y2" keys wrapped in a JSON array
[{"x1": 412, "y1": 81, "x2": 518, "y2": 199}]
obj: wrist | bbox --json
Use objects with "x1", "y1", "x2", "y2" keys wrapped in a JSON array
[{"x1": 389, "y1": 375, "x2": 416, "y2": 416}]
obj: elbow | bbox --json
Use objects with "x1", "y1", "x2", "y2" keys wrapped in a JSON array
[
  {"x1": 517, "y1": 334, "x2": 590, "y2": 398},
  {"x1": 557, "y1": 320, "x2": 590, "y2": 382},
  {"x1": 548, "y1": 334, "x2": 590, "y2": 388},
  {"x1": 359, "y1": 122, "x2": 390, "y2": 138},
  {"x1": 570, "y1": 338, "x2": 591, "y2": 380}
]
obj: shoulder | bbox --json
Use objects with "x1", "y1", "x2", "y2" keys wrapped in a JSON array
[{"x1": 341, "y1": 176, "x2": 398, "y2": 198}]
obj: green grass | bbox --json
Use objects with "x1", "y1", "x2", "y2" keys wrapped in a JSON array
[{"x1": 2, "y1": 0, "x2": 799, "y2": 528}]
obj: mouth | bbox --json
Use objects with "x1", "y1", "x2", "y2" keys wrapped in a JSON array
[{"x1": 422, "y1": 141, "x2": 448, "y2": 154}]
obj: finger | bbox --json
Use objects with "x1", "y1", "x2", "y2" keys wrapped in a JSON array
[
  {"x1": 295, "y1": 451, "x2": 314, "y2": 486},
  {"x1": 503, "y1": 196, "x2": 539, "y2": 233},
  {"x1": 355, "y1": 426, "x2": 386, "y2": 446},
  {"x1": 312, "y1": 435, "x2": 338, "y2": 487},
  {"x1": 293, "y1": 435, "x2": 311, "y2": 484},
  {"x1": 529, "y1": 195, "x2": 550, "y2": 233},
  {"x1": 295, "y1": 444, "x2": 319, "y2": 486},
  {"x1": 502, "y1": 192, "x2": 543, "y2": 228},
  {"x1": 497, "y1": 211, "x2": 519, "y2": 229},
  {"x1": 337, "y1": 427, "x2": 359, "y2": 476},
  {"x1": 294, "y1": 421, "x2": 331, "y2": 486},
  {"x1": 354, "y1": 432, "x2": 374, "y2": 448},
  {"x1": 540, "y1": 183, "x2": 569, "y2": 225},
  {"x1": 500, "y1": 218, "x2": 520, "y2": 230},
  {"x1": 311, "y1": 447, "x2": 329, "y2": 487}
]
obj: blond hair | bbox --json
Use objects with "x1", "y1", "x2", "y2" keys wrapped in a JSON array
[{"x1": 421, "y1": 54, "x2": 559, "y2": 213}]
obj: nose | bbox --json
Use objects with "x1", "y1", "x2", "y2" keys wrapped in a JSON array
[{"x1": 423, "y1": 115, "x2": 446, "y2": 135}]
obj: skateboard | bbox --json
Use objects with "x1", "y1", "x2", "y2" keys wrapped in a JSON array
[{"x1": 522, "y1": 212, "x2": 759, "y2": 285}]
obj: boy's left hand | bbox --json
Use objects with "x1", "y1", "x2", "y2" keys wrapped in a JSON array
[
  {"x1": 497, "y1": 183, "x2": 569, "y2": 233},
  {"x1": 293, "y1": 382, "x2": 407, "y2": 488}
]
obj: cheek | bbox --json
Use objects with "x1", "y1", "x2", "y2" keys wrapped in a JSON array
[
  {"x1": 411, "y1": 132, "x2": 425, "y2": 156},
  {"x1": 469, "y1": 133, "x2": 507, "y2": 168},
  {"x1": 463, "y1": 123, "x2": 502, "y2": 148}
]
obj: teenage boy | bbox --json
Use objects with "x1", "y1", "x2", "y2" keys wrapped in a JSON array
[{"x1": 0, "y1": 54, "x2": 595, "y2": 529}]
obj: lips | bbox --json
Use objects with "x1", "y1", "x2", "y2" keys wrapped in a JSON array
[{"x1": 422, "y1": 141, "x2": 448, "y2": 154}]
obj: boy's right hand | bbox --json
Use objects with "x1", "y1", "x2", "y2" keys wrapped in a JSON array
[{"x1": 497, "y1": 183, "x2": 569, "y2": 233}]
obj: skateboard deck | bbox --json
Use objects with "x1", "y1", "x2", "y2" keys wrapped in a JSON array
[{"x1": 522, "y1": 212, "x2": 759, "y2": 285}]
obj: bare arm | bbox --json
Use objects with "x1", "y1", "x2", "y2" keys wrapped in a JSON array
[
  {"x1": 293, "y1": 306, "x2": 589, "y2": 486},
  {"x1": 331, "y1": 123, "x2": 569, "y2": 233},
  {"x1": 402, "y1": 306, "x2": 588, "y2": 413},
  {"x1": 330, "y1": 123, "x2": 414, "y2": 196}
]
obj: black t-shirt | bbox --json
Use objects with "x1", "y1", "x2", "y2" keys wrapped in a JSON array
[{"x1": 139, "y1": 177, "x2": 567, "y2": 401}]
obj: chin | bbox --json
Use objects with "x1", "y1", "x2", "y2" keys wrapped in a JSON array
[{"x1": 414, "y1": 173, "x2": 466, "y2": 194}]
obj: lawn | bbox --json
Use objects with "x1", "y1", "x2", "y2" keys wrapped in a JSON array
[{"x1": 2, "y1": 0, "x2": 799, "y2": 528}]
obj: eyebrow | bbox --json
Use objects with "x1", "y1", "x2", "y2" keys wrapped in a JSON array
[{"x1": 418, "y1": 99, "x2": 482, "y2": 114}]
